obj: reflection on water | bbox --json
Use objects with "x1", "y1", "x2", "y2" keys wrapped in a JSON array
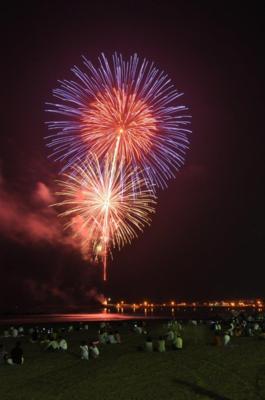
[
  {"x1": 0, "y1": 306, "x2": 255, "y2": 325},
  {"x1": 0, "y1": 313, "x2": 144, "y2": 325},
  {"x1": 0, "y1": 308, "x2": 169, "y2": 325}
]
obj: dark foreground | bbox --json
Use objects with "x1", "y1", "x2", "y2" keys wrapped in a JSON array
[{"x1": 1, "y1": 322, "x2": 265, "y2": 400}]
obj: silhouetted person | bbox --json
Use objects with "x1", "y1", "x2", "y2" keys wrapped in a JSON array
[
  {"x1": 0, "y1": 344, "x2": 8, "y2": 364},
  {"x1": 8, "y1": 341, "x2": 24, "y2": 365},
  {"x1": 31, "y1": 329, "x2": 38, "y2": 343}
]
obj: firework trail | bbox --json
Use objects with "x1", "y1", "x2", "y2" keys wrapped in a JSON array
[
  {"x1": 46, "y1": 53, "x2": 191, "y2": 189},
  {"x1": 53, "y1": 154, "x2": 156, "y2": 280}
]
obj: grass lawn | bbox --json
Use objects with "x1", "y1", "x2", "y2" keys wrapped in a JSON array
[{"x1": 1, "y1": 322, "x2": 265, "y2": 400}]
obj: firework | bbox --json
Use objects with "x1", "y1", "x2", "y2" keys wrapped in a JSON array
[
  {"x1": 54, "y1": 154, "x2": 156, "y2": 280},
  {"x1": 46, "y1": 53, "x2": 191, "y2": 280},
  {"x1": 46, "y1": 53, "x2": 191, "y2": 189}
]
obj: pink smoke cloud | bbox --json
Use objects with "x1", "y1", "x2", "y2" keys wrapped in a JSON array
[
  {"x1": 33, "y1": 181, "x2": 55, "y2": 205},
  {"x1": 25, "y1": 279, "x2": 71, "y2": 304},
  {"x1": 0, "y1": 174, "x2": 105, "y2": 308},
  {"x1": 24, "y1": 279, "x2": 105, "y2": 307},
  {"x1": 86, "y1": 288, "x2": 106, "y2": 304},
  {"x1": 0, "y1": 180, "x2": 72, "y2": 246}
]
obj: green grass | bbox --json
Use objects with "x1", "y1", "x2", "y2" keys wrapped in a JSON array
[{"x1": 1, "y1": 322, "x2": 265, "y2": 400}]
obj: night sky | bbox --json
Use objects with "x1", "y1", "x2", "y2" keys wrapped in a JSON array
[{"x1": 1, "y1": 1, "x2": 264, "y2": 311}]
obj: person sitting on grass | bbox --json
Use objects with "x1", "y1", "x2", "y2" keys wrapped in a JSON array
[
  {"x1": 11, "y1": 327, "x2": 18, "y2": 338},
  {"x1": 30, "y1": 329, "x2": 39, "y2": 343},
  {"x1": 173, "y1": 334, "x2": 183, "y2": 350},
  {"x1": 134, "y1": 322, "x2": 143, "y2": 334},
  {"x1": 80, "y1": 341, "x2": 89, "y2": 360},
  {"x1": 58, "y1": 336, "x2": 68, "y2": 351},
  {"x1": 247, "y1": 325, "x2": 254, "y2": 336},
  {"x1": 0, "y1": 344, "x2": 8, "y2": 364},
  {"x1": 45, "y1": 337, "x2": 59, "y2": 351},
  {"x1": 214, "y1": 321, "x2": 222, "y2": 334},
  {"x1": 174, "y1": 320, "x2": 182, "y2": 332},
  {"x1": 18, "y1": 326, "x2": 24, "y2": 336},
  {"x1": 234, "y1": 326, "x2": 242, "y2": 337},
  {"x1": 40, "y1": 334, "x2": 50, "y2": 347},
  {"x1": 108, "y1": 331, "x2": 117, "y2": 344},
  {"x1": 134, "y1": 320, "x2": 147, "y2": 335},
  {"x1": 157, "y1": 336, "x2": 166, "y2": 352},
  {"x1": 100, "y1": 322, "x2": 106, "y2": 330},
  {"x1": 223, "y1": 332, "x2": 231, "y2": 346},
  {"x1": 98, "y1": 329, "x2": 108, "y2": 344},
  {"x1": 28, "y1": 327, "x2": 34, "y2": 335},
  {"x1": 89, "y1": 342, "x2": 100, "y2": 358},
  {"x1": 52, "y1": 330, "x2": 58, "y2": 340},
  {"x1": 114, "y1": 331, "x2": 121, "y2": 344},
  {"x1": 166, "y1": 329, "x2": 174, "y2": 341},
  {"x1": 7, "y1": 341, "x2": 24, "y2": 365},
  {"x1": 145, "y1": 336, "x2": 153, "y2": 352}
]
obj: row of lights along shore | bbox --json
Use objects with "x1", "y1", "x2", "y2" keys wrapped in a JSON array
[{"x1": 102, "y1": 299, "x2": 264, "y2": 309}]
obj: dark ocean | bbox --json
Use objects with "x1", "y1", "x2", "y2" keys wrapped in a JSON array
[{"x1": 0, "y1": 306, "x2": 256, "y2": 326}]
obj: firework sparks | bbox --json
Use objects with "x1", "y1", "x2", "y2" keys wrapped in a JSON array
[
  {"x1": 46, "y1": 53, "x2": 191, "y2": 189},
  {"x1": 53, "y1": 154, "x2": 156, "y2": 280},
  {"x1": 46, "y1": 53, "x2": 191, "y2": 280}
]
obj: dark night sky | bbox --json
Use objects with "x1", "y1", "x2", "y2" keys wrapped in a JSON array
[{"x1": 0, "y1": 1, "x2": 264, "y2": 310}]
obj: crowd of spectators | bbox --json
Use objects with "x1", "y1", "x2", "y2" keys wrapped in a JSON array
[{"x1": 1, "y1": 311, "x2": 265, "y2": 366}]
